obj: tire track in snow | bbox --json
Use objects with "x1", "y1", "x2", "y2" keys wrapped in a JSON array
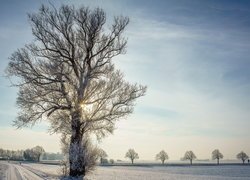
[
  {"x1": 12, "y1": 164, "x2": 44, "y2": 180},
  {"x1": 17, "y1": 164, "x2": 58, "y2": 180},
  {"x1": 0, "y1": 161, "x2": 55, "y2": 180},
  {"x1": 6, "y1": 163, "x2": 22, "y2": 180}
]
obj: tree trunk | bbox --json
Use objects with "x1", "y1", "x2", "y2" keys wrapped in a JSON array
[
  {"x1": 190, "y1": 159, "x2": 192, "y2": 165},
  {"x1": 217, "y1": 158, "x2": 219, "y2": 165},
  {"x1": 69, "y1": 111, "x2": 85, "y2": 177},
  {"x1": 132, "y1": 159, "x2": 134, "y2": 164}
]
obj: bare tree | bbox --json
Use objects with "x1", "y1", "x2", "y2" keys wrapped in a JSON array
[
  {"x1": 125, "y1": 149, "x2": 139, "y2": 164},
  {"x1": 32, "y1": 146, "x2": 45, "y2": 162},
  {"x1": 0, "y1": 148, "x2": 24, "y2": 161},
  {"x1": 212, "y1": 149, "x2": 223, "y2": 165},
  {"x1": 98, "y1": 149, "x2": 108, "y2": 164},
  {"x1": 109, "y1": 159, "x2": 114, "y2": 164},
  {"x1": 237, "y1": 151, "x2": 249, "y2": 164},
  {"x1": 6, "y1": 4, "x2": 146, "y2": 178},
  {"x1": 155, "y1": 150, "x2": 169, "y2": 164},
  {"x1": 182, "y1": 151, "x2": 196, "y2": 165}
]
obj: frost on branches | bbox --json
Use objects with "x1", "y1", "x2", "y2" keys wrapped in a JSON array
[
  {"x1": 156, "y1": 150, "x2": 169, "y2": 164},
  {"x1": 125, "y1": 149, "x2": 139, "y2": 164},
  {"x1": 6, "y1": 4, "x2": 146, "y2": 178},
  {"x1": 182, "y1": 151, "x2": 197, "y2": 165}
]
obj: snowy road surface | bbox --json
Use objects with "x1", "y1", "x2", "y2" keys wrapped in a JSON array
[
  {"x1": 0, "y1": 161, "x2": 58, "y2": 180},
  {"x1": 5, "y1": 163, "x2": 22, "y2": 180}
]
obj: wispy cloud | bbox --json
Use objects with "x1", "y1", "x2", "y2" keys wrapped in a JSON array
[{"x1": 100, "y1": 2, "x2": 250, "y2": 159}]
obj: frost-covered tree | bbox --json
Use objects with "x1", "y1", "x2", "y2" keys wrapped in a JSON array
[
  {"x1": 98, "y1": 149, "x2": 108, "y2": 164},
  {"x1": 24, "y1": 146, "x2": 45, "y2": 161},
  {"x1": 0, "y1": 148, "x2": 23, "y2": 160},
  {"x1": 237, "y1": 151, "x2": 249, "y2": 164},
  {"x1": 182, "y1": 151, "x2": 196, "y2": 165},
  {"x1": 1, "y1": 149, "x2": 6, "y2": 158},
  {"x1": 0, "y1": 148, "x2": 4, "y2": 158},
  {"x1": 6, "y1": 4, "x2": 146, "y2": 178},
  {"x1": 32, "y1": 146, "x2": 45, "y2": 161},
  {"x1": 125, "y1": 149, "x2": 139, "y2": 164},
  {"x1": 109, "y1": 159, "x2": 114, "y2": 164},
  {"x1": 155, "y1": 150, "x2": 169, "y2": 164},
  {"x1": 24, "y1": 149, "x2": 35, "y2": 161},
  {"x1": 11, "y1": 150, "x2": 24, "y2": 160},
  {"x1": 212, "y1": 149, "x2": 223, "y2": 165}
]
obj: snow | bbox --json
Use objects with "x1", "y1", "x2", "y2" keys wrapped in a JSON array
[
  {"x1": 87, "y1": 165, "x2": 250, "y2": 180},
  {"x1": 5, "y1": 162, "x2": 22, "y2": 180},
  {"x1": 1, "y1": 161, "x2": 250, "y2": 180},
  {"x1": 21, "y1": 163, "x2": 62, "y2": 177},
  {"x1": 0, "y1": 161, "x2": 59, "y2": 180},
  {"x1": 0, "y1": 162, "x2": 8, "y2": 179},
  {"x1": 13, "y1": 164, "x2": 45, "y2": 180}
]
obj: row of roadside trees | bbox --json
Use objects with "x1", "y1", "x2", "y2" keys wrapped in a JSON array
[
  {"x1": 123, "y1": 149, "x2": 249, "y2": 165},
  {"x1": 0, "y1": 146, "x2": 65, "y2": 162},
  {"x1": 0, "y1": 148, "x2": 24, "y2": 161},
  {"x1": 0, "y1": 146, "x2": 45, "y2": 161}
]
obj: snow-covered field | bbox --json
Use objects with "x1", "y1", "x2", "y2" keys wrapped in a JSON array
[
  {"x1": 1, "y1": 161, "x2": 250, "y2": 180},
  {"x1": 86, "y1": 165, "x2": 250, "y2": 180}
]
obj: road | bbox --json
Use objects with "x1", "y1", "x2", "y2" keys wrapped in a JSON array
[
  {"x1": 0, "y1": 161, "x2": 57, "y2": 180},
  {"x1": 4, "y1": 162, "x2": 21, "y2": 180}
]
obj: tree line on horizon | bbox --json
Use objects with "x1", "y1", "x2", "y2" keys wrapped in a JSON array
[
  {"x1": 1, "y1": 146, "x2": 248, "y2": 166},
  {"x1": 121, "y1": 149, "x2": 249, "y2": 165},
  {"x1": 0, "y1": 146, "x2": 68, "y2": 162}
]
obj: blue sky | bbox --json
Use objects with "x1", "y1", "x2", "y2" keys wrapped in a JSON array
[{"x1": 0, "y1": 0, "x2": 250, "y2": 160}]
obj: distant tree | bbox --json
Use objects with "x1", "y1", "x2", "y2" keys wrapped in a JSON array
[
  {"x1": 42, "y1": 153, "x2": 48, "y2": 160},
  {"x1": 156, "y1": 150, "x2": 169, "y2": 164},
  {"x1": 6, "y1": 150, "x2": 11, "y2": 159},
  {"x1": 32, "y1": 146, "x2": 45, "y2": 161},
  {"x1": 237, "y1": 151, "x2": 249, "y2": 164},
  {"x1": 125, "y1": 149, "x2": 139, "y2": 164},
  {"x1": 6, "y1": 4, "x2": 146, "y2": 178},
  {"x1": 0, "y1": 148, "x2": 4, "y2": 158},
  {"x1": 11, "y1": 150, "x2": 24, "y2": 160},
  {"x1": 18, "y1": 150, "x2": 24, "y2": 160},
  {"x1": 182, "y1": 151, "x2": 196, "y2": 165},
  {"x1": 0, "y1": 149, "x2": 8, "y2": 159},
  {"x1": 42, "y1": 152, "x2": 64, "y2": 160},
  {"x1": 24, "y1": 149, "x2": 35, "y2": 161},
  {"x1": 10, "y1": 150, "x2": 15, "y2": 159},
  {"x1": 23, "y1": 146, "x2": 44, "y2": 161},
  {"x1": 109, "y1": 159, "x2": 115, "y2": 164},
  {"x1": 98, "y1": 149, "x2": 108, "y2": 164},
  {"x1": 212, "y1": 149, "x2": 223, "y2": 165},
  {"x1": 2, "y1": 150, "x2": 7, "y2": 159},
  {"x1": 0, "y1": 148, "x2": 24, "y2": 160}
]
